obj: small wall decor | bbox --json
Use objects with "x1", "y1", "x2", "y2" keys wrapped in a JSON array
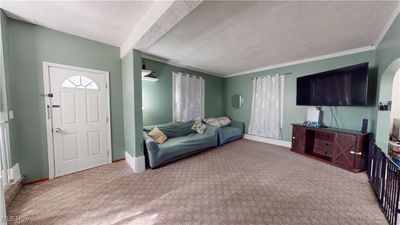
[
  {"x1": 378, "y1": 101, "x2": 392, "y2": 111},
  {"x1": 231, "y1": 95, "x2": 244, "y2": 108}
]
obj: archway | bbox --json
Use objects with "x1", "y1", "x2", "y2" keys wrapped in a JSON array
[
  {"x1": 375, "y1": 57, "x2": 400, "y2": 152},
  {"x1": 390, "y1": 70, "x2": 400, "y2": 133}
]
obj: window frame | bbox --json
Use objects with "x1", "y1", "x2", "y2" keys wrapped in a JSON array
[{"x1": 61, "y1": 75, "x2": 99, "y2": 90}]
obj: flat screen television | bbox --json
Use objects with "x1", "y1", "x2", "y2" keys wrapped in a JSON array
[{"x1": 296, "y1": 63, "x2": 369, "y2": 106}]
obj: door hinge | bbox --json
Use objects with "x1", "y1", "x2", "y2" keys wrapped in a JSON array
[
  {"x1": 105, "y1": 83, "x2": 108, "y2": 88},
  {"x1": 106, "y1": 117, "x2": 109, "y2": 123}
]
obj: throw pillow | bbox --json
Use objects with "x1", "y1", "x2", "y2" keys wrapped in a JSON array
[
  {"x1": 203, "y1": 116, "x2": 231, "y2": 127},
  {"x1": 148, "y1": 127, "x2": 167, "y2": 144},
  {"x1": 192, "y1": 120, "x2": 207, "y2": 134}
]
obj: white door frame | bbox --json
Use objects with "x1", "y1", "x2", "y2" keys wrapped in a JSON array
[{"x1": 42, "y1": 62, "x2": 112, "y2": 179}]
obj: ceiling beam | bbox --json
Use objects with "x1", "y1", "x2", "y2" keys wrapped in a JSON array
[{"x1": 120, "y1": 0, "x2": 203, "y2": 58}]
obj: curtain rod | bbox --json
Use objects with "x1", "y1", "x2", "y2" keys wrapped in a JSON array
[
  {"x1": 173, "y1": 71, "x2": 204, "y2": 79},
  {"x1": 252, "y1": 72, "x2": 292, "y2": 80}
]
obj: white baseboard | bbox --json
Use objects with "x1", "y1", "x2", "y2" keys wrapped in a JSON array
[
  {"x1": 8, "y1": 163, "x2": 21, "y2": 183},
  {"x1": 125, "y1": 151, "x2": 145, "y2": 173},
  {"x1": 243, "y1": 134, "x2": 292, "y2": 148}
]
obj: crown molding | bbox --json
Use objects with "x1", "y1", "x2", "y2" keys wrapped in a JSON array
[
  {"x1": 225, "y1": 46, "x2": 376, "y2": 78},
  {"x1": 141, "y1": 53, "x2": 225, "y2": 78},
  {"x1": 373, "y1": 2, "x2": 400, "y2": 47}
]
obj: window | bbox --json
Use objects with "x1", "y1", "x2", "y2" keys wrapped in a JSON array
[
  {"x1": 0, "y1": 38, "x2": 7, "y2": 123},
  {"x1": 0, "y1": 25, "x2": 10, "y2": 187},
  {"x1": 172, "y1": 72, "x2": 205, "y2": 122},
  {"x1": 248, "y1": 74, "x2": 284, "y2": 139},
  {"x1": 0, "y1": 124, "x2": 9, "y2": 187},
  {"x1": 61, "y1": 76, "x2": 99, "y2": 90}
]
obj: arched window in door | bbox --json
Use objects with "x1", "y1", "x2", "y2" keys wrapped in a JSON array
[{"x1": 61, "y1": 76, "x2": 99, "y2": 90}]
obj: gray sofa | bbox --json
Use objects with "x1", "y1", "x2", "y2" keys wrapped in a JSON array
[
  {"x1": 217, "y1": 121, "x2": 245, "y2": 145},
  {"x1": 143, "y1": 121, "x2": 218, "y2": 168}
]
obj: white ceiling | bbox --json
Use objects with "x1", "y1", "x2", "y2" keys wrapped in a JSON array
[
  {"x1": 144, "y1": 1, "x2": 398, "y2": 76},
  {"x1": 1, "y1": 1, "x2": 399, "y2": 77},
  {"x1": 1, "y1": 1, "x2": 155, "y2": 46}
]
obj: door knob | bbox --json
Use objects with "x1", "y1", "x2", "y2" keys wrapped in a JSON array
[{"x1": 55, "y1": 128, "x2": 62, "y2": 133}]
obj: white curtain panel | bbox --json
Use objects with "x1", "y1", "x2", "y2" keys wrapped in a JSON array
[
  {"x1": 0, "y1": 43, "x2": 7, "y2": 123},
  {"x1": 172, "y1": 72, "x2": 205, "y2": 122},
  {"x1": 248, "y1": 75, "x2": 282, "y2": 139}
]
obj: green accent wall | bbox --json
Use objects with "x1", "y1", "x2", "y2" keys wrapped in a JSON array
[
  {"x1": 225, "y1": 50, "x2": 376, "y2": 142},
  {"x1": 142, "y1": 59, "x2": 225, "y2": 126},
  {"x1": 7, "y1": 18, "x2": 124, "y2": 181},
  {"x1": 374, "y1": 13, "x2": 400, "y2": 151},
  {"x1": 122, "y1": 50, "x2": 144, "y2": 158}
]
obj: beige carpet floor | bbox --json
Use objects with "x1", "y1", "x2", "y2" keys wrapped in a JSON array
[{"x1": 7, "y1": 139, "x2": 387, "y2": 225}]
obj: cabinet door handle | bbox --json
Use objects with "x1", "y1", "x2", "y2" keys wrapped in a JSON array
[
  {"x1": 350, "y1": 151, "x2": 362, "y2": 155},
  {"x1": 292, "y1": 137, "x2": 296, "y2": 139}
]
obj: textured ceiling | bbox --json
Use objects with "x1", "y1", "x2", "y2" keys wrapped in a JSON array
[
  {"x1": 1, "y1": 1, "x2": 397, "y2": 76},
  {"x1": 144, "y1": 1, "x2": 398, "y2": 76},
  {"x1": 1, "y1": 1, "x2": 154, "y2": 46}
]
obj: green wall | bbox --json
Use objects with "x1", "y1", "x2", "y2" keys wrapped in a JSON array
[
  {"x1": 374, "y1": 13, "x2": 400, "y2": 150},
  {"x1": 225, "y1": 50, "x2": 376, "y2": 142},
  {"x1": 142, "y1": 59, "x2": 225, "y2": 126},
  {"x1": 122, "y1": 50, "x2": 144, "y2": 158},
  {"x1": 7, "y1": 18, "x2": 125, "y2": 181}
]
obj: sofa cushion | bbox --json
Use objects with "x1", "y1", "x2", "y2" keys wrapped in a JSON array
[
  {"x1": 219, "y1": 126, "x2": 243, "y2": 143},
  {"x1": 203, "y1": 117, "x2": 231, "y2": 127},
  {"x1": 159, "y1": 133, "x2": 216, "y2": 155},
  {"x1": 148, "y1": 127, "x2": 167, "y2": 144},
  {"x1": 144, "y1": 121, "x2": 195, "y2": 138},
  {"x1": 192, "y1": 120, "x2": 207, "y2": 134},
  {"x1": 143, "y1": 124, "x2": 219, "y2": 168}
]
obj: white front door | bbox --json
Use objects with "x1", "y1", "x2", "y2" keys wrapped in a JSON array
[{"x1": 48, "y1": 66, "x2": 110, "y2": 177}]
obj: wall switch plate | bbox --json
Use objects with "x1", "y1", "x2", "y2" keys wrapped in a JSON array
[{"x1": 8, "y1": 110, "x2": 14, "y2": 119}]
